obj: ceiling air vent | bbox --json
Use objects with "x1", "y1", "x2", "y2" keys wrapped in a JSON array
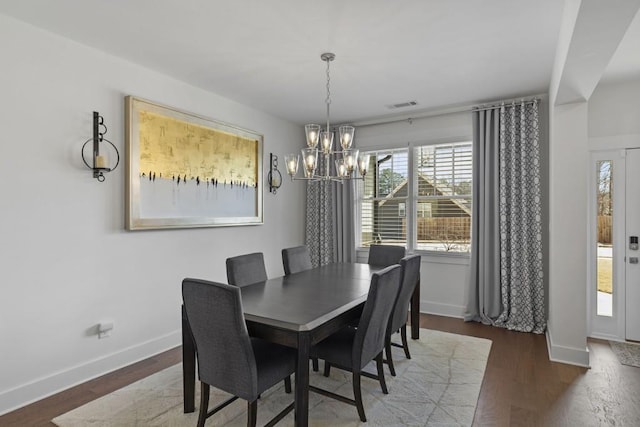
[{"x1": 386, "y1": 100, "x2": 418, "y2": 110}]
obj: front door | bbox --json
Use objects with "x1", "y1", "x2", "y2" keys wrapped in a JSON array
[{"x1": 626, "y1": 149, "x2": 640, "y2": 341}]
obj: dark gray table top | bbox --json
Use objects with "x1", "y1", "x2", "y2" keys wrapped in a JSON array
[{"x1": 240, "y1": 263, "x2": 379, "y2": 331}]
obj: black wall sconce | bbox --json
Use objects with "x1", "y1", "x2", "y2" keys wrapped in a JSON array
[
  {"x1": 81, "y1": 111, "x2": 120, "y2": 182},
  {"x1": 268, "y1": 153, "x2": 282, "y2": 194}
]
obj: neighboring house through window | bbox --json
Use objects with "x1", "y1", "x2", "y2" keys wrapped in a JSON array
[{"x1": 356, "y1": 141, "x2": 472, "y2": 253}]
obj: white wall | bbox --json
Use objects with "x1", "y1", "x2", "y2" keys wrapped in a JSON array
[
  {"x1": 547, "y1": 101, "x2": 590, "y2": 366},
  {"x1": 589, "y1": 79, "x2": 640, "y2": 149},
  {"x1": 546, "y1": 0, "x2": 640, "y2": 367},
  {"x1": 586, "y1": 79, "x2": 640, "y2": 340},
  {"x1": 354, "y1": 111, "x2": 473, "y2": 318},
  {"x1": 0, "y1": 15, "x2": 305, "y2": 414},
  {"x1": 546, "y1": 77, "x2": 640, "y2": 365}
]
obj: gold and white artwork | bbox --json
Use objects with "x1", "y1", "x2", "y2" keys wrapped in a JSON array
[
  {"x1": 138, "y1": 111, "x2": 258, "y2": 188},
  {"x1": 125, "y1": 96, "x2": 263, "y2": 230}
]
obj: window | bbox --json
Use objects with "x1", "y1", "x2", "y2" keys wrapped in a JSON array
[
  {"x1": 356, "y1": 141, "x2": 472, "y2": 253},
  {"x1": 415, "y1": 142, "x2": 472, "y2": 252},
  {"x1": 595, "y1": 160, "x2": 613, "y2": 317},
  {"x1": 358, "y1": 149, "x2": 408, "y2": 246},
  {"x1": 417, "y1": 202, "x2": 432, "y2": 218}
]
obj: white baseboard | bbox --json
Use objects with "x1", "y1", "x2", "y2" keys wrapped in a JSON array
[
  {"x1": 0, "y1": 330, "x2": 181, "y2": 416},
  {"x1": 546, "y1": 329, "x2": 590, "y2": 368},
  {"x1": 420, "y1": 301, "x2": 465, "y2": 319}
]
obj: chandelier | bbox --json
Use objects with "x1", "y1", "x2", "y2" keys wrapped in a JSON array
[{"x1": 285, "y1": 53, "x2": 369, "y2": 182}]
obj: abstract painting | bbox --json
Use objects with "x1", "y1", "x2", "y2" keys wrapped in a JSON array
[{"x1": 125, "y1": 96, "x2": 263, "y2": 230}]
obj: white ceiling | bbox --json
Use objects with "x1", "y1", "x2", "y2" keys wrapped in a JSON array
[{"x1": 0, "y1": 1, "x2": 637, "y2": 125}]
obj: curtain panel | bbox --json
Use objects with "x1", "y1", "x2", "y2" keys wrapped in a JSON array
[
  {"x1": 466, "y1": 101, "x2": 545, "y2": 333},
  {"x1": 306, "y1": 180, "x2": 334, "y2": 267},
  {"x1": 465, "y1": 108, "x2": 502, "y2": 324},
  {"x1": 305, "y1": 175, "x2": 356, "y2": 267}
]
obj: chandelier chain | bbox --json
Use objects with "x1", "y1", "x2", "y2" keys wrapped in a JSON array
[{"x1": 325, "y1": 57, "x2": 331, "y2": 132}]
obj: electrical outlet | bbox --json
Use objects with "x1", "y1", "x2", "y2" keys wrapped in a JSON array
[{"x1": 98, "y1": 330, "x2": 111, "y2": 339}]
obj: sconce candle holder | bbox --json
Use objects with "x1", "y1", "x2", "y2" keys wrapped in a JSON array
[
  {"x1": 268, "y1": 153, "x2": 282, "y2": 194},
  {"x1": 81, "y1": 111, "x2": 120, "y2": 182}
]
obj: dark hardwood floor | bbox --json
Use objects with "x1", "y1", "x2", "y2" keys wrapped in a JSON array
[{"x1": 2, "y1": 314, "x2": 639, "y2": 426}]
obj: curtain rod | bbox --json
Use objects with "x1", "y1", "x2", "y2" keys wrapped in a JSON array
[
  {"x1": 473, "y1": 98, "x2": 539, "y2": 112},
  {"x1": 353, "y1": 96, "x2": 541, "y2": 129}
]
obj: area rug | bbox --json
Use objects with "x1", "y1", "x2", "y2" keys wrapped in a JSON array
[
  {"x1": 52, "y1": 329, "x2": 491, "y2": 426},
  {"x1": 609, "y1": 340, "x2": 640, "y2": 368}
]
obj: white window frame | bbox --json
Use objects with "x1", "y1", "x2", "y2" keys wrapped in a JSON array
[{"x1": 355, "y1": 140, "x2": 472, "y2": 259}]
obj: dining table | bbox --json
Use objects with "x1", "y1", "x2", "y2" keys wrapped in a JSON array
[{"x1": 182, "y1": 262, "x2": 420, "y2": 427}]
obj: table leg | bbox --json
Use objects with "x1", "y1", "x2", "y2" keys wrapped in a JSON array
[
  {"x1": 410, "y1": 278, "x2": 421, "y2": 340},
  {"x1": 294, "y1": 332, "x2": 310, "y2": 427},
  {"x1": 182, "y1": 305, "x2": 196, "y2": 413}
]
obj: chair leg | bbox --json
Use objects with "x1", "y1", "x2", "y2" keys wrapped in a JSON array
[
  {"x1": 385, "y1": 337, "x2": 396, "y2": 377},
  {"x1": 312, "y1": 357, "x2": 319, "y2": 372},
  {"x1": 401, "y1": 325, "x2": 411, "y2": 359},
  {"x1": 284, "y1": 375, "x2": 292, "y2": 393},
  {"x1": 375, "y1": 353, "x2": 389, "y2": 394},
  {"x1": 324, "y1": 361, "x2": 331, "y2": 377},
  {"x1": 197, "y1": 383, "x2": 210, "y2": 427},
  {"x1": 247, "y1": 400, "x2": 258, "y2": 427},
  {"x1": 353, "y1": 372, "x2": 366, "y2": 422}
]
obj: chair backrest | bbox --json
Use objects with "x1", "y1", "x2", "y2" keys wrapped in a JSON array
[
  {"x1": 226, "y1": 252, "x2": 267, "y2": 287},
  {"x1": 367, "y1": 245, "x2": 406, "y2": 267},
  {"x1": 282, "y1": 246, "x2": 313, "y2": 275},
  {"x1": 182, "y1": 278, "x2": 258, "y2": 401},
  {"x1": 352, "y1": 264, "x2": 403, "y2": 370},
  {"x1": 388, "y1": 254, "x2": 421, "y2": 335}
]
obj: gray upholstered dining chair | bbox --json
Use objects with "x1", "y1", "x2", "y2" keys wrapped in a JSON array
[
  {"x1": 367, "y1": 244, "x2": 406, "y2": 267},
  {"x1": 226, "y1": 252, "x2": 267, "y2": 287},
  {"x1": 385, "y1": 254, "x2": 421, "y2": 376},
  {"x1": 281, "y1": 245, "x2": 313, "y2": 275},
  {"x1": 182, "y1": 278, "x2": 295, "y2": 427},
  {"x1": 309, "y1": 264, "x2": 403, "y2": 422}
]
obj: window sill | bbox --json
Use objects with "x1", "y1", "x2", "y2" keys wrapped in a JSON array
[
  {"x1": 356, "y1": 248, "x2": 470, "y2": 266},
  {"x1": 414, "y1": 250, "x2": 470, "y2": 265}
]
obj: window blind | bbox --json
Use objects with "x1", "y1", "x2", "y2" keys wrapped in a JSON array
[
  {"x1": 358, "y1": 149, "x2": 409, "y2": 247},
  {"x1": 414, "y1": 143, "x2": 472, "y2": 252}
]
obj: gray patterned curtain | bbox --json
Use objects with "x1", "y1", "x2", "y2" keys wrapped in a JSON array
[
  {"x1": 305, "y1": 169, "x2": 355, "y2": 267},
  {"x1": 305, "y1": 180, "x2": 334, "y2": 267},
  {"x1": 466, "y1": 100, "x2": 545, "y2": 333}
]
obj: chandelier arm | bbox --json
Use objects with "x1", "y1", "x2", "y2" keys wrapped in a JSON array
[{"x1": 290, "y1": 176, "x2": 363, "y2": 182}]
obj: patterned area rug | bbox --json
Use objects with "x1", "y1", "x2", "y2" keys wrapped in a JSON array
[
  {"x1": 52, "y1": 329, "x2": 491, "y2": 427},
  {"x1": 609, "y1": 340, "x2": 640, "y2": 368}
]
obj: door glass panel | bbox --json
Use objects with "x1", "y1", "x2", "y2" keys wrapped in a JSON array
[{"x1": 596, "y1": 160, "x2": 613, "y2": 317}]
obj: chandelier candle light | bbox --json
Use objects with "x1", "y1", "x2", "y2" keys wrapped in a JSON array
[{"x1": 285, "y1": 53, "x2": 369, "y2": 182}]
